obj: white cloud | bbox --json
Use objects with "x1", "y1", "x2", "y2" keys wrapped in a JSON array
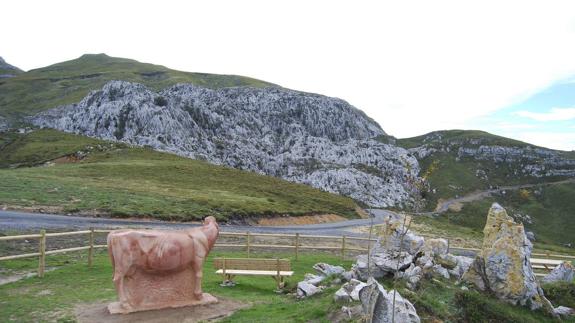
[
  {"x1": 515, "y1": 108, "x2": 575, "y2": 122},
  {"x1": 509, "y1": 132, "x2": 575, "y2": 151},
  {"x1": 2, "y1": 0, "x2": 575, "y2": 150}
]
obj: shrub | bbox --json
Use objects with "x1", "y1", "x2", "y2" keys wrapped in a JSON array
[{"x1": 154, "y1": 96, "x2": 168, "y2": 106}]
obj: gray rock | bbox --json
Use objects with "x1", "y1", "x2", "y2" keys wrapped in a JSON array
[
  {"x1": 297, "y1": 281, "x2": 321, "y2": 297},
  {"x1": 398, "y1": 264, "x2": 423, "y2": 290},
  {"x1": 313, "y1": 263, "x2": 346, "y2": 277},
  {"x1": 359, "y1": 277, "x2": 420, "y2": 323},
  {"x1": 30, "y1": 80, "x2": 421, "y2": 208},
  {"x1": 553, "y1": 306, "x2": 575, "y2": 317},
  {"x1": 373, "y1": 219, "x2": 425, "y2": 256},
  {"x1": 334, "y1": 279, "x2": 367, "y2": 302},
  {"x1": 334, "y1": 288, "x2": 351, "y2": 302},
  {"x1": 526, "y1": 231, "x2": 536, "y2": 241},
  {"x1": 448, "y1": 256, "x2": 473, "y2": 279},
  {"x1": 341, "y1": 270, "x2": 357, "y2": 282},
  {"x1": 542, "y1": 262, "x2": 575, "y2": 284},
  {"x1": 463, "y1": 203, "x2": 555, "y2": 312},
  {"x1": 304, "y1": 273, "x2": 325, "y2": 286},
  {"x1": 355, "y1": 251, "x2": 413, "y2": 280},
  {"x1": 431, "y1": 264, "x2": 450, "y2": 279}
]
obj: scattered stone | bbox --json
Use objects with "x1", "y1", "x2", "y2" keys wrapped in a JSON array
[
  {"x1": 374, "y1": 217, "x2": 424, "y2": 255},
  {"x1": 542, "y1": 262, "x2": 575, "y2": 284},
  {"x1": 313, "y1": 263, "x2": 345, "y2": 277},
  {"x1": 341, "y1": 270, "x2": 356, "y2": 282},
  {"x1": 526, "y1": 231, "x2": 536, "y2": 241},
  {"x1": 359, "y1": 277, "x2": 420, "y2": 323},
  {"x1": 448, "y1": 256, "x2": 473, "y2": 279},
  {"x1": 334, "y1": 288, "x2": 351, "y2": 302},
  {"x1": 423, "y1": 238, "x2": 448, "y2": 257},
  {"x1": 553, "y1": 306, "x2": 575, "y2": 318},
  {"x1": 462, "y1": 203, "x2": 554, "y2": 312},
  {"x1": 431, "y1": 264, "x2": 450, "y2": 280},
  {"x1": 399, "y1": 264, "x2": 423, "y2": 290},
  {"x1": 297, "y1": 281, "x2": 321, "y2": 298},
  {"x1": 303, "y1": 273, "x2": 325, "y2": 286},
  {"x1": 355, "y1": 251, "x2": 413, "y2": 280}
]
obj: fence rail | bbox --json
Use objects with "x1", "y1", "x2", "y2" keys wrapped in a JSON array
[{"x1": 1, "y1": 228, "x2": 573, "y2": 278}]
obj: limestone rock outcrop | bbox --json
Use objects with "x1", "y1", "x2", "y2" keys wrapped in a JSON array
[
  {"x1": 30, "y1": 80, "x2": 421, "y2": 208},
  {"x1": 462, "y1": 203, "x2": 554, "y2": 312},
  {"x1": 359, "y1": 277, "x2": 420, "y2": 323},
  {"x1": 334, "y1": 279, "x2": 367, "y2": 302},
  {"x1": 542, "y1": 261, "x2": 575, "y2": 284}
]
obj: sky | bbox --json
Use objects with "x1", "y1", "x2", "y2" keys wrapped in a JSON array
[{"x1": 3, "y1": 0, "x2": 575, "y2": 150}]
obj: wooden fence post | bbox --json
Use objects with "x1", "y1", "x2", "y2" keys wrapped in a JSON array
[
  {"x1": 38, "y1": 230, "x2": 46, "y2": 278},
  {"x1": 341, "y1": 235, "x2": 346, "y2": 260},
  {"x1": 246, "y1": 232, "x2": 251, "y2": 258},
  {"x1": 88, "y1": 227, "x2": 94, "y2": 267},
  {"x1": 295, "y1": 233, "x2": 299, "y2": 261}
]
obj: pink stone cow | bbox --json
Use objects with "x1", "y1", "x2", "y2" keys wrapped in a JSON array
[{"x1": 107, "y1": 216, "x2": 219, "y2": 313}]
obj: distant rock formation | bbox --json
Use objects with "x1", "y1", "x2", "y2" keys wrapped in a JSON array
[
  {"x1": 462, "y1": 203, "x2": 554, "y2": 312},
  {"x1": 31, "y1": 80, "x2": 420, "y2": 207},
  {"x1": 0, "y1": 56, "x2": 23, "y2": 78}
]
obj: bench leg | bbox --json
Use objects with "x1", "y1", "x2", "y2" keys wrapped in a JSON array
[
  {"x1": 272, "y1": 276, "x2": 285, "y2": 292},
  {"x1": 220, "y1": 274, "x2": 236, "y2": 287}
]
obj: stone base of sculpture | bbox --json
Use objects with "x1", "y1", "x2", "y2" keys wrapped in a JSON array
[{"x1": 107, "y1": 267, "x2": 218, "y2": 314}]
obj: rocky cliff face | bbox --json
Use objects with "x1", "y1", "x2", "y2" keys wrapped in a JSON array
[{"x1": 31, "y1": 81, "x2": 420, "y2": 207}]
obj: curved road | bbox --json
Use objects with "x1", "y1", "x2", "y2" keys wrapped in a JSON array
[{"x1": 0, "y1": 209, "x2": 399, "y2": 237}]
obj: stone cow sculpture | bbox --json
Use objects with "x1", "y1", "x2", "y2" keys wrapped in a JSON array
[{"x1": 107, "y1": 216, "x2": 219, "y2": 314}]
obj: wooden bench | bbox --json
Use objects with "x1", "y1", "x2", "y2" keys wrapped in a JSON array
[
  {"x1": 531, "y1": 258, "x2": 564, "y2": 277},
  {"x1": 214, "y1": 257, "x2": 293, "y2": 290}
]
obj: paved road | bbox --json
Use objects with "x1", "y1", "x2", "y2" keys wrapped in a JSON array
[{"x1": 0, "y1": 209, "x2": 399, "y2": 237}]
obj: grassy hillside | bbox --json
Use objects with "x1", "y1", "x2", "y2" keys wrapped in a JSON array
[
  {"x1": 0, "y1": 53, "x2": 275, "y2": 122},
  {"x1": 431, "y1": 183, "x2": 575, "y2": 247},
  {"x1": 397, "y1": 130, "x2": 575, "y2": 210},
  {"x1": 0, "y1": 129, "x2": 359, "y2": 221}
]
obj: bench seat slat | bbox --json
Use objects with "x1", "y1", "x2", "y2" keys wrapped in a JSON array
[
  {"x1": 530, "y1": 258, "x2": 563, "y2": 265},
  {"x1": 216, "y1": 269, "x2": 294, "y2": 276}
]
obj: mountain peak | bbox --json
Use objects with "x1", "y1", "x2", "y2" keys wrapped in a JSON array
[{"x1": 0, "y1": 56, "x2": 23, "y2": 77}]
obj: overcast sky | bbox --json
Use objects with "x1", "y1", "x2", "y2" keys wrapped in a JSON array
[{"x1": 3, "y1": 0, "x2": 575, "y2": 150}]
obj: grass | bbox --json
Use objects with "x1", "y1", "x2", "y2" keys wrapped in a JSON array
[
  {"x1": 1, "y1": 250, "x2": 571, "y2": 322},
  {"x1": 0, "y1": 250, "x2": 352, "y2": 322},
  {"x1": 0, "y1": 129, "x2": 360, "y2": 221},
  {"x1": 0, "y1": 53, "x2": 275, "y2": 122}
]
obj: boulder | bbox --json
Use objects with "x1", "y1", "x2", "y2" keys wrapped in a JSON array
[
  {"x1": 431, "y1": 264, "x2": 450, "y2": 280},
  {"x1": 423, "y1": 238, "x2": 449, "y2": 257},
  {"x1": 398, "y1": 264, "x2": 423, "y2": 290},
  {"x1": 355, "y1": 252, "x2": 413, "y2": 280},
  {"x1": 297, "y1": 281, "x2": 322, "y2": 298},
  {"x1": 553, "y1": 306, "x2": 575, "y2": 318},
  {"x1": 303, "y1": 273, "x2": 325, "y2": 286},
  {"x1": 374, "y1": 216, "x2": 425, "y2": 255},
  {"x1": 448, "y1": 255, "x2": 473, "y2": 279},
  {"x1": 334, "y1": 279, "x2": 367, "y2": 302},
  {"x1": 359, "y1": 277, "x2": 420, "y2": 323},
  {"x1": 313, "y1": 263, "x2": 345, "y2": 277},
  {"x1": 462, "y1": 203, "x2": 554, "y2": 312},
  {"x1": 542, "y1": 262, "x2": 575, "y2": 284},
  {"x1": 341, "y1": 270, "x2": 357, "y2": 282}
]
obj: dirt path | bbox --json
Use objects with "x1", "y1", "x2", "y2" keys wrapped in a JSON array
[{"x1": 434, "y1": 178, "x2": 575, "y2": 213}]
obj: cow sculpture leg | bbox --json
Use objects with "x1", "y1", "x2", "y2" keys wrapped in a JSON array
[{"x1": 191, "y1": 255, "x2": 205, "y2": 299}]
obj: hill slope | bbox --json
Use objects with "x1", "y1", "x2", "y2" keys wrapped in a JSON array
[
  {"x1": 397, "y1": 130, "x2": 575, "y2": 210},
  {"x1": 0, "y1": 53, "x2": 274, "y2": 122},
  {"x1": 0, "y1": 129, "x2": 360, "y2": 220}
]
